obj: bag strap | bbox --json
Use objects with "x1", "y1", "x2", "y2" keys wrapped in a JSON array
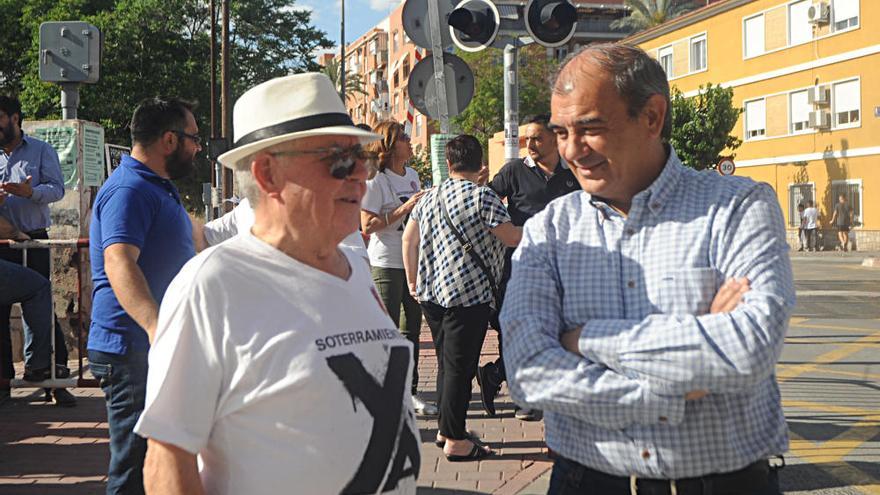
[{"x1": 437, "y1": 182, "x2": 501, "y2": 305}]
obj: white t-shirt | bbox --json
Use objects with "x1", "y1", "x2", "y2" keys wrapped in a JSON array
[
  {"x1": 803, "y1": 207, "x2": 818, "y2": 229},
  {"x1": 134, "y1": 232, "x2": 420, "y2": 495},
  {"x1": 203, "y1": 197, "x2": 368, "y2": 259},
  {"x1": 361, "y1": 168, "x2": 421, "y2": 269}
]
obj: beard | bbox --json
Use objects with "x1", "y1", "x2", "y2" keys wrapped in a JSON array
[
  {"x1": 165, "y1": 142, "x2": 195, "y2": 180},
  {"x1": 0, "y1": 121, "x2": 17, "y2": 146}
]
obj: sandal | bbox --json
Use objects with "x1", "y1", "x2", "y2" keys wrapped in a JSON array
[
  {"x1": 435, "y1": 432, "x2": 484, "y2": 448},
  {"x1": 445, "y1": 444, "x2": 494, "y2": 462}
]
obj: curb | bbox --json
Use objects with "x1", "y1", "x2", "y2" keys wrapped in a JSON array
[{"x1": 862, "y1": 258, "x2": 880, "y2": 267}]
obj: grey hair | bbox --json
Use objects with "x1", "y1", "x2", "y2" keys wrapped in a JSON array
[
  {"x1": 552, "y1": 43, "x2": 672, "y2": 140},
  {"x1": 231, "y1": 150, "x2": 266, "y2": 207}
]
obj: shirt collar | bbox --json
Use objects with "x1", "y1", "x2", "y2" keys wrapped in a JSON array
[
  {"x1": 121, "y1": 154, "x2": 165, "y2": 182},
  {"x1": 585, "y1": 145, "x2": 684, "y2": 216},
  {"x1": 637, "y1": 145, "x2": 684, "y2": 216},
  {"x1": 523, "y1": 155, "x2": 569, "y2": 173}
]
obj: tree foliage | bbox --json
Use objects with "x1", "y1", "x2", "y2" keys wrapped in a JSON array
[
  {"x1": 0, "y1": 0, "x2": 331, "y2": 211},
  {"x1": 611, "y1": 0, "x2": 694, "y2": 31},
  {"x1": 669, "y1": 83, "x2": 742, "y2": 171},
  {"x1": 451, "y1": 44, "x2": 557, "y2": 151},
  {"x1": 320, "y1": 57, "x2": 368, "y2": 103}
]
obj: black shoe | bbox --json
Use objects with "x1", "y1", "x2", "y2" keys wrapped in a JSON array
[
  {"x1": 514, "y1": 407, "x2": 543, "y2": 421},
  {"x1": 476, "y1": 363, "x2": 501, "y2": 417},
  {"x1": 55, "y1": 364, "x2": 71, "y2": 379},
  {"x1": 23, "y1": 366, "x2": 51, "y2": 382},
  {"x1": 52, "y1": 388, "x2": 77, "y2": 407}
]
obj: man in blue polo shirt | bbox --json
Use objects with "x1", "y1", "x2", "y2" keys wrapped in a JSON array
[
  {"x1": 89, "y1": 97, "x2": 200, "y2": 494},
  {"x1": 0, "y1": 95, "x2": 74, "y2": 406}
]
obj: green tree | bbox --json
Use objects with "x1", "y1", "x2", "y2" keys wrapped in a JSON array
[
  {"x1": 611, "y1": 0, "x2": 694, "y2": 31},
  {"x1": 408, "y1": 143, "x2": 432, "y2": 187},
  {"x1": 451, "y1": 44, "x2": 557, "y2": 151},
  {"x1": 320, "y1": 57, "x2": 368, "y2": 102},
  {"x1": 3, "y1": 0, "x2": 331, "y2": 211},
  {"x1": 669, "y1": 83, "x2": 742, "y2": 171}
]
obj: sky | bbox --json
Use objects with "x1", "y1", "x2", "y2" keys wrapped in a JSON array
[{"x1": 297, "y1": 0, "x2": 404, "y2": 56}]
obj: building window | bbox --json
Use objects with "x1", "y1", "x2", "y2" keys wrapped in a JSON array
[
  {"x1": 415, "y1": 115, "x2": 422, "y2": 137},
  {"x1": 788, "y1": 183, "x2": 815, "y2": 227},
  {"x1": 690, "y1": 35, "x2": 706, "y2": 72},
  {"x1": 789, "y1": 0, "x2": 812, "y2": 46},
  {"x1": 403, "y1": 58, "x2": 410, "y2": 79},
  {"x1": 745, "y1": 99, "x2": 766, "y2": 139},
  {"x1": 392, "y1": 31, "x2": 399, "y2": 52},
  {"x1": 393, "y1": 93, "x2": 399, "y2": 115},
  {"x1": 831, "y1": 180, "x2": 862, "y2": 225},
  {"x1": 833, "y1": 79, "x2": 860, "y2": 126},
  {"x1": 393, "y1": 69, "x2": 399, "y2": 88},
  {"x1": 832, "y1": 0, "x2": 859, "y2": 31},
  {"x1": 789, "y1": 90, "x2": 810, "y2": 133},
  {"x1": 744, "y1": 14, "x2": 765, "y2": 58},
  {"x1": 658, "y1": 45, "x2": 673, "y2": 76}
]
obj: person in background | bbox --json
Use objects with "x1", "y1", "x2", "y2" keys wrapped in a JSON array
[
  {"x1": 88, "y1": 97, "x2": 200, "y2": 494},
  {"x1": 478, "y1": 114, "x2": 580, "y2": 421},
  {"x1": 830, "y1": 194, "x2": 853, "y2": 251},
  {"x1": 360, "y1": 120, "x2": 434, "y2": 416},
  {"x1": 802, "y1": 200, "x2": 818, "y2": 251},
  {"x1": 0, "y1": 95, "x2": 74, "y2": 406},
  {"x1": 403, "y1": 135, "x2": 521, "y2": 462},
  {"x1": 796, "y1": 203, "x2": 806, "y2": 251}
]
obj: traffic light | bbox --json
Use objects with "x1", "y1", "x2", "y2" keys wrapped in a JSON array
[
  {"x1": 448, "y1": 0, "x2": 500, "y2": 52},
  {"x1": 524, "y1": 0, "x2": 577, "y2": 47}
]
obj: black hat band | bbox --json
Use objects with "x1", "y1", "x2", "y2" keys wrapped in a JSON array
[{"x1": 234, "y1": 112, "x2": 356, "y2": 148}]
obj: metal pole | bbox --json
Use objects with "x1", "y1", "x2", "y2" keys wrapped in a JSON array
[
  {"x1": 427, "y1": 0, "x2": 450, "y2": 134},
  {"x1": 340, "y1": 0, "x2": 346, "y2": 99},
  {"x1": 221, "y1": 0, "x2": 233, "y2": 211},
  {"x1": 503, "y1": 42, "x2": 520, "y2": 161},
  {"x1": 60, "y1": 83, "x2": 79, "y2": 120},
  {"x1": 209, "y1": 0, "x2": 218, "y2": 221}
]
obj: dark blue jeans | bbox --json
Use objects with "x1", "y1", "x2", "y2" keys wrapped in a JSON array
[
  {"x1": 548, "y1": 455, "x2": 782, "y2": 495},
  {"x1": 89, "y1": 349, "x2": 148, "y2": 495},
  {"x1": 0, "y1": 259, "x2": 52, "y2": 370}
]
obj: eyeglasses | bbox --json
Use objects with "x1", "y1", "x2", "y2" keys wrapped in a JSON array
[
  {"x1": 171, "y1": 130, "x2": 202, "y2": 145},
  {"x1": 270, "y1": 144, "x2": 379, "y2": 179}
]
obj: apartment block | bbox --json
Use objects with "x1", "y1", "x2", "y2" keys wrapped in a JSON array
[{"x1": 627, "y1": 0, "x2": 879, "y2": 250}]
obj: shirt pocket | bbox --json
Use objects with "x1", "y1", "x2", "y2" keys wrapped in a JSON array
[{"x1": 656, "y1": 267, "x2": 718, "y2": 315}]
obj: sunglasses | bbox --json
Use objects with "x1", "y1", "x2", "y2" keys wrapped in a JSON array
[
  {"x1": 270, "y1": 144, "x2": 378, "y2": 179},
  {"x1": 171, "y1": 130, "x2": 202, "y2": 145}
]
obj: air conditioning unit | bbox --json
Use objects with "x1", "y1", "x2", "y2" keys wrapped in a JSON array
[
  {"x1": 807, "y1": 84, "x2": 830, "y2": 106},
  {"x1": 808, "y1": 110, "x2": 832, "y2": 130},
  {"x1": 808, "y1": 2, "x2": 830, "y2": 24}
]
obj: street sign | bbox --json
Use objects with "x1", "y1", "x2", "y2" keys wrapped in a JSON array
[
  {"x1": 105, "y1": 144, "x2": 130, "y2": 178},
  {"x1": 401, "y1": 0, "x2": 456, "y2": 50},
  {"x1": 408, "y1": 53, "x2": 475, "y2": 120},
  {"x1": 717, "y1": 158, "x2": 736, "y2": 176},
  {"x1": 39, "y1": 22, "x2": 102, "y2": 84}
]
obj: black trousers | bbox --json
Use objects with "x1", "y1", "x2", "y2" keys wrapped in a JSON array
[
  {"x1": 0, "y1": 229, "x2": 69, "y2": 379},
  {"x1": 421, "y1": 301, "x2": 490, "y2": 439},
  {"x1": 488, "y1": 247, "x2": 515, "y2": 382}
]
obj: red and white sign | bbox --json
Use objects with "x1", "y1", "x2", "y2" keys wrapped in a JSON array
[{"x1": 717, "y1": 158, "x2": 736, "y2": 176}]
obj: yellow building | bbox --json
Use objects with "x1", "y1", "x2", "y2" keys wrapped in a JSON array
[{"x1": 626, "y1": 0, "x2": 878, "y2": 250}]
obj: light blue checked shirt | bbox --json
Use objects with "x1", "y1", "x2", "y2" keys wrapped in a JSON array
[{"x1": 501, "y1": 148, "x2": 795, "y2": 479}]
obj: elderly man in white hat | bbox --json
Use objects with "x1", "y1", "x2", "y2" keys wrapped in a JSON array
[{"x1": 134, "y1": 73, "x2": 421, "y2": 495}]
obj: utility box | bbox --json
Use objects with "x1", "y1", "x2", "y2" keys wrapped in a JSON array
[{"x1": 39, "y1": 22, "x2": 102, "y2": 84}]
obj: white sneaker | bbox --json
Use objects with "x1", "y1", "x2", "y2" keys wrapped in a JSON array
[{"x1": 412, "y1": 394, "x2": 439, "y2": 416}]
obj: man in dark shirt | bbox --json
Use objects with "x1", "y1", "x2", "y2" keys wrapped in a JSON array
[
  {"x1": 480, "y1": 114, "x2": 579, "y2": 420},
  {"x1": 830, "y1": 194, "x2": 854, "y2": 251}
]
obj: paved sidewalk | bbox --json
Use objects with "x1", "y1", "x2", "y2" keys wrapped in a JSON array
[{"x1": 0, "y1": 326, "x2": 550, "y2": 495}]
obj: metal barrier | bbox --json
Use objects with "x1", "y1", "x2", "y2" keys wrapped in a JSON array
[{"x1": 0, "y1": 238, "x2": 99, "y2": 389}]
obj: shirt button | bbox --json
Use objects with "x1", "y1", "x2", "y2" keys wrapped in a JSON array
[
  {"x1": 627, "y1": 280, "x2": 635, "y2": 288},
  {"x1": 626, "y1": 228, "x2": 635, "y2": 236},
  {"x1": 642, "y1": 450, "x2": 651, "y2": 459},
  {"x1": 652, "y1": 203, "x2": 661, "y2": 209}
]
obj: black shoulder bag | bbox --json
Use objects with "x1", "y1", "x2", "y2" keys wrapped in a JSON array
[{"x1": 437, "y1": 183, "x2": 502, "y2": 311}]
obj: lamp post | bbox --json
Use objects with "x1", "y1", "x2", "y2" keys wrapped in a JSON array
[{"x1": 340, "y1": 0, "x2": 346, "y2": 98}]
